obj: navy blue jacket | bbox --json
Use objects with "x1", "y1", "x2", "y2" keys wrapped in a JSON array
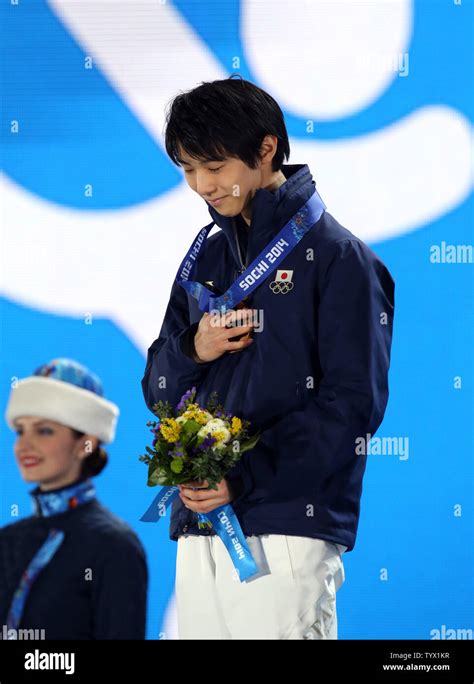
[
  {"x1": 0, "y1": 486, "x2": 148, "y2": 639},
  {"x1": 142, "y1": 164, "x2": 395, "y2": 552}
]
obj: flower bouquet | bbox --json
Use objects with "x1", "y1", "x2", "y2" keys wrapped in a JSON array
[
  {"x1": 139, "y1": 386, "x2": 260, "y2": 494},
  {"x1": 139, "y1": 387, "x2": 261, "y2": 581}
]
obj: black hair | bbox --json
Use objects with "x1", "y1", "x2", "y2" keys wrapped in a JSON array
[
  {"x1": 164, "y1": 74, "x2": 290, "y2": 172},
  {"x1": 70, "y1": 428, "x2": 108, "y2": 478}
]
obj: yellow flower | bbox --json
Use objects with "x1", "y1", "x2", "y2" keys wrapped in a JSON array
[
  {"x1": 212, "y1": 430, "x2": 227, "y2": 443},
  {"x1": 184, "y1": 403, "x2": 199, "y2": 412},
  {"x1": 181, "y1": 406, "x2": 213, "y2": 425},
  {"x1": 230, "y1": 416, "x2": 242, "y2": 435},
  {"x1": 159, "y1": 418, "x2": 181, "y2": 443},
  {"x1": 209, "y1": 428, "x2": 232, "y2": 450}
]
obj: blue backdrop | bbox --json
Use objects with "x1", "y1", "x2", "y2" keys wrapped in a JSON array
[{"x1": 1, "y1": 0, "x2": 472, "y2": 639}]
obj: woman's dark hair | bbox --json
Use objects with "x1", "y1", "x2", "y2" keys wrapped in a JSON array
[
  {"x1": 164, "y1": 75, "x2": 290, "y2": 172},
  {"x1": 70, "y1": 428, "x2": 108, "y2": 478}
]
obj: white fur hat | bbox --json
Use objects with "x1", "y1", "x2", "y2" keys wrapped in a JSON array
[{"x1": 5, "y1": 358, "x2": 119, "y2": 443}]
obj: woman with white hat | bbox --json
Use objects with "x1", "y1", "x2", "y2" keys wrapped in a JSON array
[{"x1": 1, "y1": 358, "x2": 148, "y2": 640}]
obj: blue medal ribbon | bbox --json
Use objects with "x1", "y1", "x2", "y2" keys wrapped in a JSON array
[
  {"x1": 140, "y1": 485, "x2": 180, "y2": 522},
  {"x1": 176, "y1": 188, "x2": 326, "y2": 313},
  {"x1": 203, "y1": 504, "x2": 258, "y2": 581},
  {"x1": 140, "y1": 487, "x2": 259, "y2": 581}
]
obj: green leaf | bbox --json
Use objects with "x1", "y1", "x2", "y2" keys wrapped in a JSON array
[
  {"x1": 148, "y1": 466, "x2": 170, "y2": 486},
  {"x1": 170, "y1": 458, "x2": 184, "y2": 474},
  {"x1": 240, "y1": 431, "x2": 261, "y2": 453},
  {"x1": 151, "y1": 399, "x2": 174, "y2": 420},
  {"x1": 181, "y1": 419, "x2": 202, "y2": 435},
  {"x1": 206, "y1": 391, "x2": 221, "y2": 413},
  {"x1": 156, "y1": 440, "x2": 169, "y2": 458}
]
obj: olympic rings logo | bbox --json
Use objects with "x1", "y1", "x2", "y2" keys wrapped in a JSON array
[{"x1": 269, "y1": 280, "x2": 294, "y2": 294}]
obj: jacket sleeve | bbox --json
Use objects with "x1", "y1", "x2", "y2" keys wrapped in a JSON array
[
  {"x1": 141, "y1": 277, "x2": 214, "y2": 412},
  {"x1": 260, "y1": 238, "x2": 395, "y2": 492},
  {"x1": 92, "y1": 532, "x2": 148, "y2": 640},
  {"x1": 306, "y1": 238, "x2": 394, "y2": 484}
]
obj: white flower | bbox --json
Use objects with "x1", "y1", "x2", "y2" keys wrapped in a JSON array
[
  {"x1": 215, "y1": 426, "x2": 231, "y2": 445},
  {"x1": 212, "y1": 439, "x2": 229, "y2": 451},
  {"x1": 197, "y1": 420, "x2": 232, "y2": 448},
  {"x1": 204, "y1": 418, "x2": 227, "y2": 430}
]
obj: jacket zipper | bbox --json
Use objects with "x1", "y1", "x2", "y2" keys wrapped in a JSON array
[{"x1": 233, "y1": 220, "x2": 247, "y2": 276}]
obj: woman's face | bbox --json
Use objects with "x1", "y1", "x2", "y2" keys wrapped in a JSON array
[{"x1": 13, "y1": 416, "x2": 97, "y2": 491}]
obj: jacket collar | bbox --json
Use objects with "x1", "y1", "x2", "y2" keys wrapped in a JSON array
[
  {"x1": 30, "y1": 477, "x2": 96, "y2": 517},
  {"x1": 206, "y1": 163, "x2": 316, "y2": 271}
]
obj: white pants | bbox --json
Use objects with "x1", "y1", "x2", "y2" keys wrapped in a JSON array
[{"x1": 175, "y1": 533, "x2": 347, "y2": 639}]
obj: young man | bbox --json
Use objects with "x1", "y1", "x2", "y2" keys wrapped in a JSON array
[{"x1": 142, "y1": 76, "x2": 395, "y2": 639}]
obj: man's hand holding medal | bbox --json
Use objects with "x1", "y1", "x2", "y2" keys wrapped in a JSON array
[
  {"x1": 192, "y1": 305, "x2": 255, "y2": 363},
  {"x1": 190, "y1": 280, "x2": 254, "y2": 362}
]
